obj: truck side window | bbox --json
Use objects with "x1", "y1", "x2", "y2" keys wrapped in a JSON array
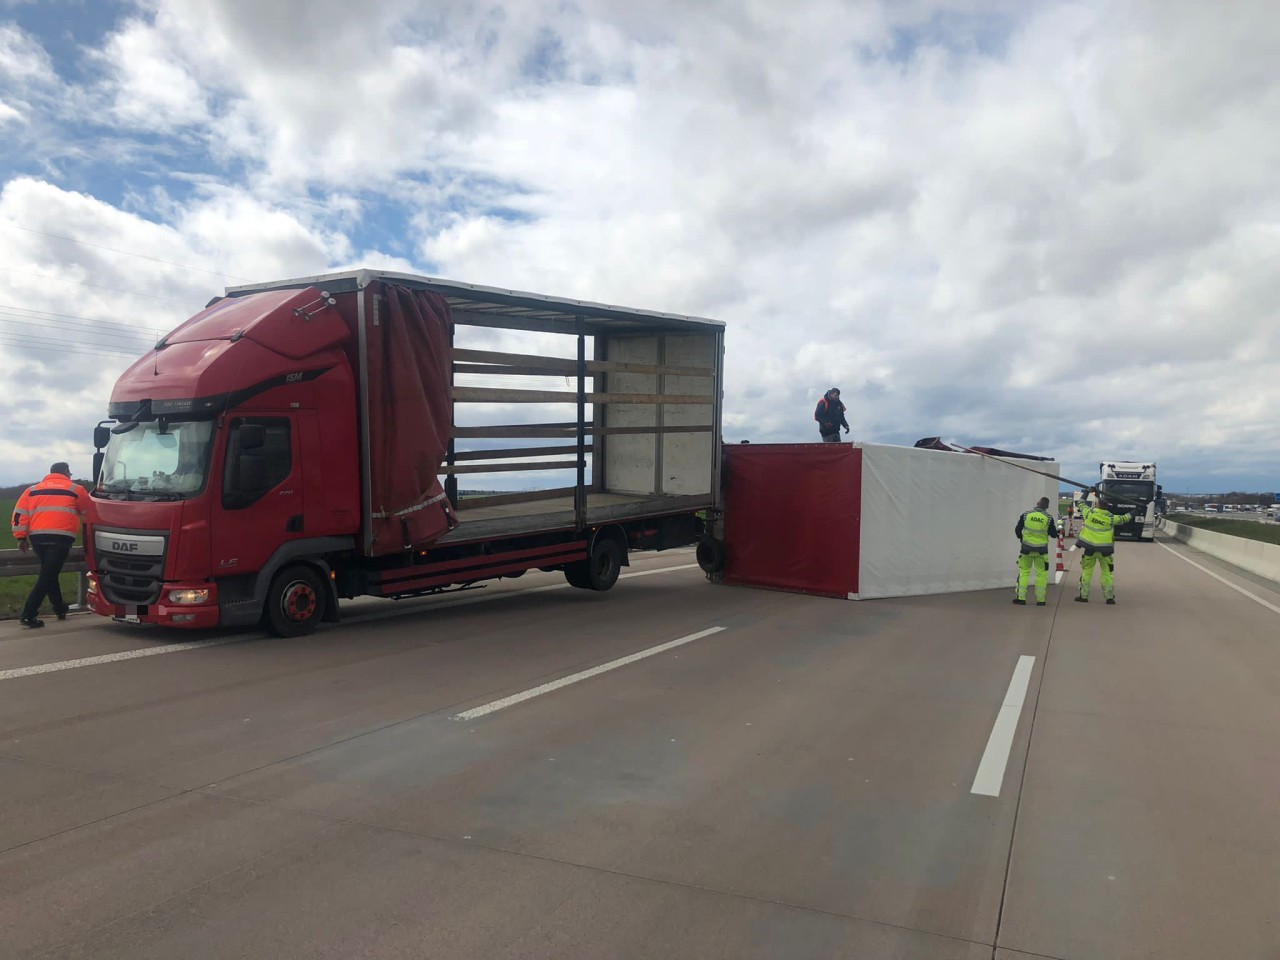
[{"x1": 223, "y1": 418, "x2": 292, "y2": 510}]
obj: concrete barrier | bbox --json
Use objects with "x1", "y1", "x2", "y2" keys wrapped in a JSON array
[{"x1": 1161, "y1": 520, "x2": 1280, "y2": 584}]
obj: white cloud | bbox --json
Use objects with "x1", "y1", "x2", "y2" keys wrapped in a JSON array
[
  {"x1": 94, "y1": 16, "x2": 210, "y2": 129},
  {"x1": 0, "y1": 0, "x2": 1277, "y2": 492},
  {"x1": 0, "y1": 22, "x2": 55, "y2": 84},
  {"x1": 0, "y1": 175, "x2": 360, "y2": 482}
]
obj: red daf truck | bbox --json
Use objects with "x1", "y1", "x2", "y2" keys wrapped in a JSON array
[{"x1": 85, "y1": 270, "x2": 724, "y2": 635}]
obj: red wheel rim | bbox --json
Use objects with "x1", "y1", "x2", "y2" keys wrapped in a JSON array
[{"x1": 281, "y1": 580, "x2": 316, "y2": 622}]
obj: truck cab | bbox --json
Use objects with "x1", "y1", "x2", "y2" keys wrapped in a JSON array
[
  {"x1": 1097, "y1": 461, "x2": 1158, "y2": 542},
  {"x1": 87, "y1": 287, "x2": 361, "y2": 629}
]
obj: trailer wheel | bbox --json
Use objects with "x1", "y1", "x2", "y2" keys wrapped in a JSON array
[
  {"x1": 565, "y1": 538, "x2": 622, "y2": 591},
  {"x1": 265, "y1": 564, "x2": 326, "y2": 637},
  {"x1": 696, "y1": 538, "x2": 725, "y2": 575}
]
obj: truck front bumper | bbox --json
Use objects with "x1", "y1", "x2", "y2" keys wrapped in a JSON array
[{"x1": 87, "y1": 577, "x2": 221, "y2": 629}]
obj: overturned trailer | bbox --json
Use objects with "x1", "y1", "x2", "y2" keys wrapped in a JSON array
[{"x1": 717, "y1": 441, "x2": 1058, "y2": 600}]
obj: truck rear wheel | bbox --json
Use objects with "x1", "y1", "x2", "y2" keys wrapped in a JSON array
[
  {"x1": 696, "y1": 538, "x2": 725, "y2": 574},
  {"x1": 265, "y1": 564, "x2": 326, "y2": 637},
  {"x1": 565, "y1": 538, "x2": 622, "y2": 591}
]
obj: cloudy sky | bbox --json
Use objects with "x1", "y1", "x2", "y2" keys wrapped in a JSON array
[{"x1": 0, "y1": 0, "x2": 1275, "y2": 495}]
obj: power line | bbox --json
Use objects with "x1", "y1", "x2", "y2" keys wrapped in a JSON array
[
  {"x1": 0, "y1": 307, "x2": 160, "y2": 344},
  {"x1": 0, "y1": 312, "x2": 159, "y2": 347},
  {"x1": 0, "y1": 327, "x2": 148, "y2": 355},
  {"x1": 0, "y1": 302, "x2": 166, "y2": 335},
  {"x1": 0, "y1": 223, "x2": 249, "y2": 281},
  {"x1": 0, "y1": 333, "x2": 142, "y2": 361},
  {"x1": 0, "y1": 319, "x2": 154, "y2": 352},
  {"x1": 0, "y1": 265, "x2": 198, "y2": 305}
]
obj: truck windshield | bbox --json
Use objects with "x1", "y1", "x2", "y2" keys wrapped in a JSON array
[
  {"x1": 1102, "y1": 480, "x2": 1156, "y2": 503},
  {"x1": 99, "y1": 419, "x2": 216, "y2": 500}
]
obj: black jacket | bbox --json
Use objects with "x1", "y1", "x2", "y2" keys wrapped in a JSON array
[{"x1": 814, "y1": 394, "x2": 849, "y2": 436}]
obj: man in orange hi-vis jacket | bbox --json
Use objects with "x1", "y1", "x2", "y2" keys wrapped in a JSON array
[{"x1": 12, "y1": 462, "x2": 93, "y2": 628}]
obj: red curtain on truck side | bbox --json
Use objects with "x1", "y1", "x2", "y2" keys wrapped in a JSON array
[
  {"x1": 722, "y1": 443, "x2": 862, "y2": 599},
  {"x1": 365, "y1": 283, "x2": 456, "y2": 554}
]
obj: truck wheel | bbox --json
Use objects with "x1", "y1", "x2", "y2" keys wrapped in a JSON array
[
  {"x1": 265, "y1": 564, "x2": 326, "y2": 637},
  {"x1": 696, "y1": 538, "x2": 725, "y2": 574},
  {"x1": 564, "y1": 538, "x2": 622, "y2": 591}
]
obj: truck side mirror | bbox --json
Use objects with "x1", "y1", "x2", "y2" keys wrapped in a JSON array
[
  {"x1": 92, "y1": 451, "x2": 105, "y2": 484},
  {"x1": 239, "y1": 423, "x2": 266, "y2": 451},
  {"x1": 93, "y1": 425, "x2": 112, "y2": 449}
]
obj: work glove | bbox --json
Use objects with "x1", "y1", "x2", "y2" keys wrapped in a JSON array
[{"x1": 18, "y1": 538, "x2": 29, "y2": 553}]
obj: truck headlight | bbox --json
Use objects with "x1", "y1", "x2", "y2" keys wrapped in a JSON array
[{"x1": 168, "y1": 588, "x2": 210, "y2": 605}]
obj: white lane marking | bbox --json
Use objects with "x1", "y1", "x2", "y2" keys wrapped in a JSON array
[
  {"x1": 0, "y1": 637, "x2": 242, "y2": 682},
  {"x1": 1157, "y1": 542, "x2": 1280, "y2": 616},
  {"x1": 971, "y1": 655, "x2": 1036, "y2": 797},
  {"x1": 0, "y1": 562, "x2": 704, "y2": 682},
  {"x1": 344, "y1": 562, "x2": 701, "y2": 625},
  {"x1": 454, "y1": 625, "x2": 726, "y2": 720}
]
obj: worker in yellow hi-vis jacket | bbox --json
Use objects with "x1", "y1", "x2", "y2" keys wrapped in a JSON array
[
  {"x1": 1013, "y1": 496, "x2": 1059, "y2": 606},
  {"x1": 1075, "y1": 491, "x2": 1133, "y2": 605}
]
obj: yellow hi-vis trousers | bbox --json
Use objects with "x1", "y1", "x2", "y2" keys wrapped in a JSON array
[
  {"x1": 1079, "y1": 550, "x2": 1115, "y2": 600},
  {"x1": 1016, "y1": 552, "x2": 1048, "y2": 602}
]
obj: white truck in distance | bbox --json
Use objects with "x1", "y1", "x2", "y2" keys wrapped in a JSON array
[{"x1": 1097, "y1": 460, "x2": 1159, "y2": 542}]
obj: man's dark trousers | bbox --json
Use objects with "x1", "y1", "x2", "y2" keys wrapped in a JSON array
[{"x1": 22, "y1": 535, "x2": 73, "y2": 621}]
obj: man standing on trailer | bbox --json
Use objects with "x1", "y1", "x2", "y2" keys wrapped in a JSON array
[
  {"x1": 12, "y1": 462, "x2": 93, "y2": 628},
  {"x1": 1075, "y1": 490, "x2": 1132, "y2": 605},
  {"x1": 814, "y1": 387, "x2": 850, "y2": 442},
  {"x1": 1013, "y1": 496, "x2": 1059, "y2": 606}
]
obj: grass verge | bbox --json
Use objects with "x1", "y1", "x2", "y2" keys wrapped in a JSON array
[
  {"x1": 0, "y1": 574, "x2": 82, "y2": 619},
  {"x1": 1167, "y1": 514, "x2": 1280, "y2": 546},
  {"x1": 1, "y1": 497, "x2": 84, "y2": 619}
]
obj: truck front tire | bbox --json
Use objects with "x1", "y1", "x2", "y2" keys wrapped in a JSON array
[{"x1": 265, "y1": 564, "x2": 326, "y2": 637}]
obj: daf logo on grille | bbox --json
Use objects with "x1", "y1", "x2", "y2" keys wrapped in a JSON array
[{"x1": 95, "y1": 531, "x2": 165, "y2": 557}]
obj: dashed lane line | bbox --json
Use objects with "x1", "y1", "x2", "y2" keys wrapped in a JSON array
[
  {"x1": 0, "y1": 637, "x2": 244, "y2": 681},
  {"x1": 970, "y1": 655, "x2": 1036, "y2": 797},
  {"x1": 454, "y1": 626, "x2": 726, "y2": 720},
  {"x1": 0, "y1": 562, "x2": 705, "y2": 682}
]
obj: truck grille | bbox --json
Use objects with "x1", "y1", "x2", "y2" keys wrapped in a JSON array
[{"x1": 93, "y1": 530, "x2": 168, "y2": 605}]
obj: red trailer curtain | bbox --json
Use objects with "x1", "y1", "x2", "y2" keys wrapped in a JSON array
[
  {"x1": 722, "y1": 443, "x2": 861, "y2": 599},
  {"x1": 366, "y1": 283, "x2": 456, "y2": 554}
]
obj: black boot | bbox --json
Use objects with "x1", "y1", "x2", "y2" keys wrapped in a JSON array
[
  {"x1": 1012, "y1": 598, "x2": 1026, "y2": 605},
  {"x1": 20, "y1": 617, "x2": 45, "y2": 628},
  {"x1": 1105, "y1": 598, "x2": 1116, "y2": 605},
  {"x1": 1074, "y1": 596, "x2": 1088, "y2": 603}
]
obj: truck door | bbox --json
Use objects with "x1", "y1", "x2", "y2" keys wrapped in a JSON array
[{"x1": 212, "y1": 416, "x2": 304, "y2": 577}]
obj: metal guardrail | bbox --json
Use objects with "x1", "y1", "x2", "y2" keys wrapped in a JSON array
[{"x1": 0, "y1": 546, "x2": 90, "y2": 610}]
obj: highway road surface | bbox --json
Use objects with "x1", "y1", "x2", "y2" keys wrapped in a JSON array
[{"x1": 1, "y1": 539, "x2": 1277, "y2": 959}]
